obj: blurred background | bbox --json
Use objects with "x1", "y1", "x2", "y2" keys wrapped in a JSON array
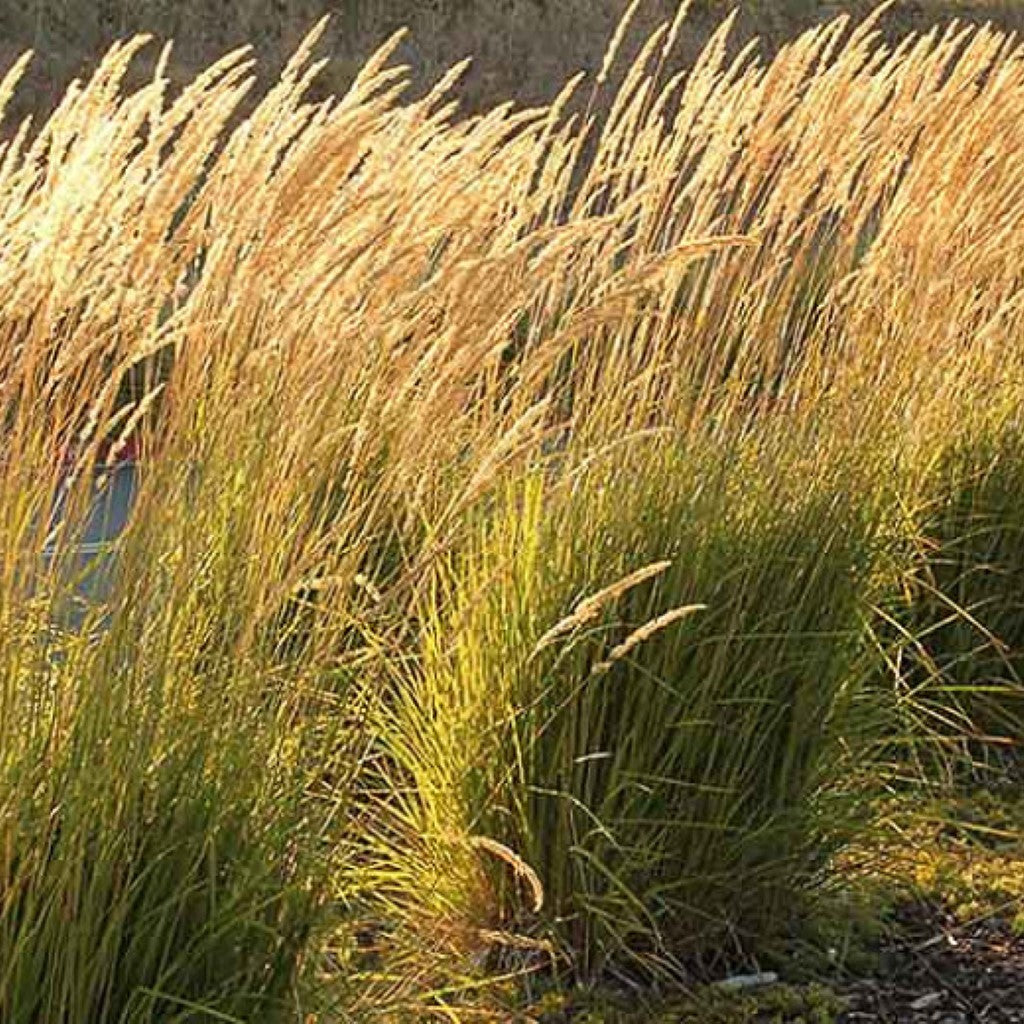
[{"x1": 5, "y1": 1, "x2": 1024, "y2": 121}]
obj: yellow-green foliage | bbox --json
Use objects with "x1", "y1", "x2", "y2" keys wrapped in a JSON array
[
  {"x1": 845, "y1": 792, "x2": 1024, "y2": 925},
  {"x1": 373, "y1": 433, "x2": 887, "y2": 981},
  {"x1": 515, "y1": 980, "x2": 842, "y2": 1023}
]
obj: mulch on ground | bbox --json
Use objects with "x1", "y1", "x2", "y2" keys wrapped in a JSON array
[{"x1": 839, "y1": 898, "x2": 1024, "y2": 1024}]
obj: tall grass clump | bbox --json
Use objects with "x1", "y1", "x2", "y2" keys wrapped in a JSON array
[
  {"x1": 355, "y1": 2, "x2": 1024, "y2": 999},
  {"x1": 0, "y1": 36, "x2": 371, "y2": 1023},
  {"x1": 373, "y1": 423, "x2": 891, "y2": 985},
  {"x1": 877, "y1": 401, "x2": 1024, "y2": 774},
  {"x1": 0, "y1": 23, "x2": 596, "y2": 1020}
]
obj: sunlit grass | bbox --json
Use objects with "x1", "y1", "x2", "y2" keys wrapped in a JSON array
[{"x1": 0, "y1": 3, "x2": 1023, "y2": 1018}]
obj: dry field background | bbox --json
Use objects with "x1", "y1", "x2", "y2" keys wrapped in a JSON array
[{"x1": 5, "y1": 1, "x2": 1024, "y2": 121}]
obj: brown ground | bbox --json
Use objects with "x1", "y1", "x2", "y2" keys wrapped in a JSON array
[
  {"x1": 5, "y1": 1, "x2": 1024, "y2": 127},
  {"x1": 834, "y1": 789, "x2": 1024, "y2": 1024},
  {"x1": 840, "y1": 899, "x2": 1024, "y2": 1023}
]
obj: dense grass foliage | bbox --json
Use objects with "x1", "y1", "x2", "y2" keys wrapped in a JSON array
[
  {"x1": 881, "y1": 410, "x2": 1024, "y2": 770},
  {"x1": 376, "y1": 432, "x2": 888, "y2": 981},
  {"x1": 0, "y1": 4, "x2": 1023, "y2": 1018}
]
